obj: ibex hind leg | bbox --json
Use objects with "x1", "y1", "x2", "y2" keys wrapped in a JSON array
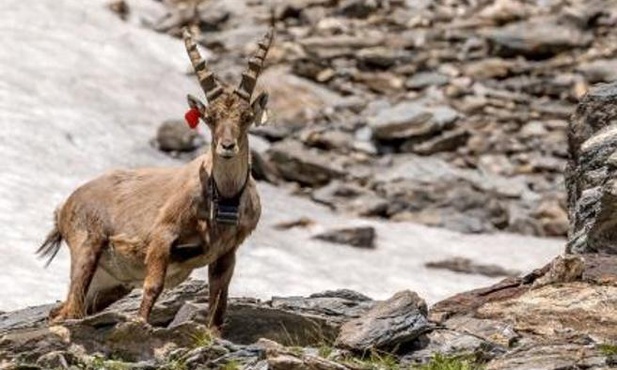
[
  {"x1": 50, "y1": 231, "x2": 106, "y2": 323},
  {"x1": 85, "y1": 268, "x2": 132, "y2": 314}
]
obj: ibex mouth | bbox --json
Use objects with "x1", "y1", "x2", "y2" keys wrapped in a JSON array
[{"x1": 218, "y1": 151, "x2": 236, "y2": 159}]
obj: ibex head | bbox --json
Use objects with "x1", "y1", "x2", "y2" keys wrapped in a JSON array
[{"x1": 183, "y1": 28, "x2": 273, "y2": 159}]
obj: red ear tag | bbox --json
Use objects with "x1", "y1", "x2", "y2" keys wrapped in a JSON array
[{"x1": 184, "y1": 108, "x2": 200, "y2": 129}]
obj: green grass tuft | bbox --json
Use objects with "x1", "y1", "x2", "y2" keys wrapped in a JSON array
[
  {"x1": 86, "y1": 356, "x2": 131, "y2": 370},
  {"x1": 414, "y1": 353, "x2": 483, "y2": 370},
  {"x1": 190, "y1": 329, "x2": 215, "y2": 348},
  {"x1": 220, "y1": 359, "x2": 242, "y2": 370},
  {"x1": 343, "y1": 349, "x2": 400, "y2": 370},
  {"x1": 162, "y1": 358, "x2": 188, "y2": 370},
  {"x1": 599, "y1": 343, "x2": 617, "y2": 356},
  {"x1": 318, "y1": 344, "x2": 334, "y2": 358}
]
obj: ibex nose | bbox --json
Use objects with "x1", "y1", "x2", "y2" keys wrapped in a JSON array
[{"x1": 221, "y1": 141, "x2": 236, "y2": 151}]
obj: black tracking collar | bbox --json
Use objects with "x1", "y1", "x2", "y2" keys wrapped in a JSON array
[{"x1": 208, "y1": 168, "x2": 250, "y2": 225}]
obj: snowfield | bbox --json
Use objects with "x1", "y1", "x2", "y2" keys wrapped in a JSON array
[{"x1": 0, "y1": 0, "x2": 563, "y2": 311}]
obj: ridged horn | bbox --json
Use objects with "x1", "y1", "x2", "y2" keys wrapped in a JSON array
[
  {"x1": 183, "y1": 28, "x2": 223, "y2": 102},
  {"x1": 234, "y1": 28, "x2": 274, "y2": 102}
]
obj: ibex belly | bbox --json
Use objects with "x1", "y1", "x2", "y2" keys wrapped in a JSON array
[{"x1": 96, "y1": 232, "x2": 235, "y2": 289}]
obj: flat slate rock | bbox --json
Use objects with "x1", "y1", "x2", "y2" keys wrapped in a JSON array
[
  {"x1": 335, "y1": 290, "x2": 432, "y2": 351},
  {"x1": 368, "y1": 102, "x2": 459, "y2": 141},
  {"x1": 312, "y1": 226, "x2": 376, "y2": 249}
]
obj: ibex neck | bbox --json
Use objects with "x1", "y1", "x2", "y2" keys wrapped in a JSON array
[{"x1": 210, "y1": 139, "x2": 250, "y2": 199}]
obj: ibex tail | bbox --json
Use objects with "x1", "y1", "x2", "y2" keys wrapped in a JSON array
[{"x1": 36, "y1": 208, "x2": 63, "y2": 267}]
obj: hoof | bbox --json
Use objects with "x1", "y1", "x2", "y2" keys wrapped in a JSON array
[
  {"x1": 208, "y1": 326, "x2": 222, "y2": 338},
  {"x1": 128, "y1": 315, "x2": 149, "y2": 325},
  {"x1": 48, "y1": 304, "x2": 67, "y2": 325},
  {"x1": 48, "y1": 314, "x2": 66, "y2": 325}
]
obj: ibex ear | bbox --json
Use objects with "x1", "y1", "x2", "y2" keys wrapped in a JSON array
[
  {"x1": 186, "y1": 94, "x2": 208, "y2": 129},
  {"x1": 250, "y1": 92, "x2": 269, "y2": 126},
  {"x1": 187, "y1": 94, "x2": 207, "y2": 115}
]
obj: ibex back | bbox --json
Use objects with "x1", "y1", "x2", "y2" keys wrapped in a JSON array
[{"x1": 37, "y1": 28, "x2": 273, "y2": 331}]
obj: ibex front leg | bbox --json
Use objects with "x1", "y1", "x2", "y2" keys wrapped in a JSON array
[
  {"x1": 207, "y1": 249, "x2": 236, "y2": 332},
  {"x1": 138, "y1": 231, "x2": 174, "y2": 322}
]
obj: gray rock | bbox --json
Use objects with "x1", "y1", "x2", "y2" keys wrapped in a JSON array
[
  {"x1": 108, "y1": 0, "x2": 130, "y2": 21},
  {"x1": 271, "y1": 290, "x2": 375, "y2": 324},
  {"x1": 182, "y1": 346, "x2": 229, "y2": 366},
  {"x1": 311, "y1": 181, "x2": 388, "y2": 217},
  {"x1": 342, "y1": 193, "x2": 389, "y2": 217},
  {"x1": 405, "y1": 128, "x2": 470, "y2": 154},
  {"x1": 155, "y1": 120, "x2": 204, "y2": 153},
  {"x1": 0, "y1": 304, "x2": 56, "y2": 334},
  {"x1": 354, "y1": 71, "x2": 405, "y2": 94},
  {"x1": 250, "y1": 135, "x2": 279, "y2": 184},
  {"x1": 251, "y1": 149, "x2": 280, "y2": 184},
  {"x1": 259, "y1": 67, "x2": 344, "y2": 125},
  {"x1": 443, "y1": 316, "x2": 519, "y2": 348},
  {"x1": 403, "y1": 329, "x2": 504, "y2": 365},
  {"x1": 313, "y1": 226, "x2": 376, "y2": 249},
  {"x1": 425, "y1": 257, "x2": 520, "y2": 278},
  {"x1": 484, "y1": 19, "x2": 592, "y2": 59},
  {"x1": 268, "y1": 140, "x2": 345, "y2": 186},
  {"x1": 369, "y1": 102, "x2": 459, "y2": 142},
  {"x1": 486, "y1": 343, "x2": 607, "y2": 370},
  {"x1": 560, "y1": 1, "x2": 608, "y2": 29},
  {"x1": 273, "y1": 217, "x2": 315, "y2": 230},
  {"x1": 533, "y1": 199, "x2": 569, "y2": 237},
  {"x1": 567, "y1": 81, "x2": 617, "y2": 254},
  {"x1": 35, "y1": 351, "x2": 81, "y2": 369},
  {"x1": 463, "y1": 58, "x2": 516, "y2": 79},
  {"x1": 338, "y1": 0, "x2": 379, "y2": 19},
  {"x1": 309, "y1": 289, "x2": 372, "y2": 302},
  {"x1": 302, "y1": 129, "x2": 355, "y2": 152},
  {"x1": 105, "y1": 278, "x2": 208, "y2": 325},
  {"x1": 196, "y1": 0, "x2": 231, "y2": 30},
  {"x1": 357, "y1": 47, "x2": 411, "y2": 69},
  {"x1": 264, "y1": 343, "x2": 349, "y2": 370},
  {"x1": 577, "y1": 59, "x2": 617, "y2": 84},
  {"x1": 405, "y1": 72, "x2": 450, "y2": 90},
  {"x1": 301, "y1": 6, "x2": 328, "y2": 26},
  {"x1": 224, "y1": 296, "x2": 363, "y2": 346},
  {"x1": 335, "y1": 290, "x2": 432, "y2": 351}
]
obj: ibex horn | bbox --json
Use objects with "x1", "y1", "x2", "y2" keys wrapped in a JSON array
[
  {"x1": 234, "y1": 28, "x2": 274, "y2": 102},
  {"x1": 183, "y1": 28, "x2": 223, "y2": 103}
]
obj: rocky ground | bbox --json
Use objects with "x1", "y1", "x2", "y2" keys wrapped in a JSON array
[
  {"x1": 141, "y1": 0, "x2": 617, "y2": 237},
  {"x1": 1, "y1": 254, "x2": 615, "y2": 369}
]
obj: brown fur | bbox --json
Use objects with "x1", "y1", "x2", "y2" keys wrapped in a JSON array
[{"x1": 37, "y1": 29, "x2": 272, "y2": 331}]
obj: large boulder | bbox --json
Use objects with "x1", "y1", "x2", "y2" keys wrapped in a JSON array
[
  {"x1": 567, "y1": 81, "x2": 617, "y2": 254},
  {"x1": 429, "y1": 254, "x2": 617, "y2": 369}
]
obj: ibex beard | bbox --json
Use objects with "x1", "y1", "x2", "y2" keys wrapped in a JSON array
[{"x1": 36, "y1": 27, "x2": 273, "y2": 332}]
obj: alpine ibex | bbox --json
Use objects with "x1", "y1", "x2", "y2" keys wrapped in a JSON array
[{"x1": 37, "y1": 28, "x2": 273, "y2": 330}]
